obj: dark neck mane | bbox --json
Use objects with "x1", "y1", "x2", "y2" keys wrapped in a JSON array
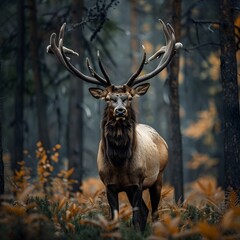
[{"x1": 101, "y1": 106, "x2": 136, "y2": 167}]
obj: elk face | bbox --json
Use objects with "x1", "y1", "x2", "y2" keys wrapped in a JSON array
[{"x1": 89, "y1": 83, "x2": 150, "y2": 121}]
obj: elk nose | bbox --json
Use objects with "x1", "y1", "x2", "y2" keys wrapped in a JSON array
[{"x1": 115, "y1": 107, "x2": 126, "y2": 116}]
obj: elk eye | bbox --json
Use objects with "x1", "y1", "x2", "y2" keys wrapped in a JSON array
[
  {"x1": 112, "y1": 98, "x2": 117, "y2": 103},
  {"x1": 105, "y1": 97, "x2": 110, "y2": 102},
  {"x1": 121, "y1": 96, "x2": 128, "y2": 102}
]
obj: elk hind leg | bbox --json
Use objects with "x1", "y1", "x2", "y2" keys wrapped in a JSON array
[{"x1": 149, "y1": 173, "x2": 163, "y2": 221}]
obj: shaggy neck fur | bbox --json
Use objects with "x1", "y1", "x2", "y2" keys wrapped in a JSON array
[{"x1": 101, "y1": 106, "x2": 136, "y2": 167}]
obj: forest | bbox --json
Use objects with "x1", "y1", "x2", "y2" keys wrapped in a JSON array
[{"x1": 0, "y1": 0, "x2": 240, "y2": 239}]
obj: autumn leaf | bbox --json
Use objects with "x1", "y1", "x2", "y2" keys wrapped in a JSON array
[
  {"x1": 17, "y1": 185, "x2": 35, "y2": 202},
  {"x1": 143, "y1": 40, "x2": 153, "y2": 54},
  {"x1": 183, "y1": 101, "x2": 218, "y2": 139},
  {"x1": 1, "y1": 202, "x2": 26, "y2": 216},
  {"x1": 227, "y1": 190, "x2": 239, "y2": 209},
  {"x1": 36, "y1": 141, "x2": 42, "y2": 147},
  {"x1": 187, "y1": 152, "x2": 218, "y2": 169},
  {"x1": 222, "y1": 207, "x2": 240, "y2": 231},
  {"x1": 57, "y1": 197, "x2": 67, "y2": 211},
  {"x1": 196, "y1": 222, "x2": 221, "y2": 240}
]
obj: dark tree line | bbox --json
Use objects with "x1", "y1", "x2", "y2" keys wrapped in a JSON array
[{"x1": 0, "y1": 0, "x2": 120, "y2": 193}]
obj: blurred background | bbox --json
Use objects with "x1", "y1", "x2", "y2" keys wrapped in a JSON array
[{"x1": 0, "y1": 0, "x2": 239, "y2": 196}]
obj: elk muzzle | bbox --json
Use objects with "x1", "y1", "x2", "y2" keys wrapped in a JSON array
[{"x1": 114, "y1": 104, "x2": 127, "y2": 120}]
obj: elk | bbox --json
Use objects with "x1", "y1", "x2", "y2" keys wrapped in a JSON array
[{"x1": 47, "y1": 20, "x2": 182, "y2": 232}]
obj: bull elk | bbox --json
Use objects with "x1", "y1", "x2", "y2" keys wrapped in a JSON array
[{"x1": 47, "y1": 20, "x2": 182, "y2": 232}]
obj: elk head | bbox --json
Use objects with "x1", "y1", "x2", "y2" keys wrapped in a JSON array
[
  {"x1": 88, "y1": 84, "x2": 149, "y2": 121},
  {"x1": 46, "y1": 20, "x2": 183, "y2": 110}
]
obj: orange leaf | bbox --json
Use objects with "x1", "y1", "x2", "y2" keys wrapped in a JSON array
[
  {"x1": 65, "y1": 168, "x2": 74, "y2": 178},
  {"x1": 197, "y1": 222, "x2": 220, "y2": 239}
]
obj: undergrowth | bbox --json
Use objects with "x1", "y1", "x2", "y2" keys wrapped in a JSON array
[{"x1": 0, "y1": 142, "x2": 239, "y2": 239}]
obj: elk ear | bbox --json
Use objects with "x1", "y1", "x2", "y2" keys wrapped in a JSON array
[
  {"x1": 89, "y1": 87, "x2": 107, "y2": 99},
  {"x1": 132, "y1": 83, "x2": 150, "y2": 96}
]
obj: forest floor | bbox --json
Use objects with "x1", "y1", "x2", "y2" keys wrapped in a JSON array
[{"x1": 0, "y1": 143, "x2": 239, "y2": 240}]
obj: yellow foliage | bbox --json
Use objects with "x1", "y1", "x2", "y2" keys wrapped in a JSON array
[
  {"x1": 235, "y1": 15, "x2": 240, "y2": 34},
  {"x1": 183, "y1": 101, "x2": 218, "y2": 140},
  {"x1": 158, "y1": 68, "x2": 168, "y2": 81},
  {"x1": 143, "y1": 40, "x2": 153, "y2": 54},
  {"x1": 227, "y1": 190, "x2": 239, "y2": 209},
  {"x1": 187, "y1": 152, "x2": 218, "y2": 169},
  {"x1": 142, "y1": 23, "x2": 150, "y2": 32},
  {"x1": 185, "y1": 176, "x2": 225, "y2": 207},
  {"x1": 2, "y1": 143, "x2": 240, "y2": 240},
  {"x1": 143, "y1": 3, "x2": 152, "y2": 12},
  {"x1": 1, "y1": 202, "x2": 26, "y2": 216},
  {"x1": 222, "y1": 207, "x2": 240, "y2": 231},
  {"x1": 36, "y1": 141, "x2": 42, "y2": 147},
  {"x1": 208, "y1": 52, "x2": 220, "y2": 81},
  {"x1": 196, "y1": 222, "x2": 221, "y2": 240}
]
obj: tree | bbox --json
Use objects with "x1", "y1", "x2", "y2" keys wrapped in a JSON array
[
  {"x1": 12, "y1": 0, "x2": 25, "y2": 173},
  {"x1": 67, "y1": 0, "x2": 85, "y2": 192},
  {"x1": 0, "y1": 61, "x2": 4, "y2": 194},
  {"x1": 168, "y1": 0, "x2": 184, "y2": 202},
  {"x1": 28, "y1": 0, "x2": 51, "y2": 151},
  {"x1": 130, "y1": 0, "x2": 139, "y2": 117},
  {"x1": 219, "y1": 0, "x2": 240, "y2": 198}
]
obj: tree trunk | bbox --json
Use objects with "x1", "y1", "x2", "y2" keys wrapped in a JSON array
[
  {"x1": 219, "y1": 0, "x2": 240, "y2": 198},
  {"x1": 28, "y1": 0, "x2": 50, "y2": 151},
  {"x1": 0, "y1": 61, "x2": 4, "y2": 194},
  {"x1": 168, "y1": 0, "x2": 184, "y2": 203},
  {"x1": 12, "y1": 0, "x2": 25, "y2": 174},
  {"x1": 130, "y1": 0, "x2": 140, "y2": 119},
  {"x1": 67, "y1": 0, "x2": 84, "y2": 192}
]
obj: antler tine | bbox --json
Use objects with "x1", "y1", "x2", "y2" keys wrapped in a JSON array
[
  {"x1": 59, "y1": 39, "x2": 108, "y2": 86},
  {"x1": 49, "y1": 33, "x2": 75, "y2": 74},
  {"x1": 46, "y1": 23, "x2": 111, "y2": 87},
  {"x1": 59, "y1": 23, "x2": 79, "y2": 58},
  {"x1": 97, "y1": 51, "x2": 111, "y2": 86},
  {"x1": 126, "y1": 45, "x2": 146, "y2": 87},
  {"x1": 86, "y1": 57, "x2": 109, "y2": 86},
  {"x1": 47, "y1": 24, "x2": 79, "y2": 58},
  {"x1": 58, "y1": 23, "x2": 65, "y2": 43},
  {"x1": 145, "y1": 20, "x2": 173, "y2": 64},
  {"x1": 126, "y1": 19, "x2": 182, "y2": 87}
]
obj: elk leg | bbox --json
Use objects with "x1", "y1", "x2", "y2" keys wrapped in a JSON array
[
  {"x1": 126, "y1": 185, "x2": 149, "y2": 232},
  {"x1": 149, "y1": 173, "x2": 163, "y2": 221},
  {"x1": 106, "y1": 184, "x2": 119, "y2": 219}
]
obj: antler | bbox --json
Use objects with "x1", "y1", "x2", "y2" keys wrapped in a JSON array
[
  {"x1": 46, "y1": 23, "x2": 111, "y2": 88},
  {"x1": 125, "y1": 19, "x2": 183, "y2": 87}
]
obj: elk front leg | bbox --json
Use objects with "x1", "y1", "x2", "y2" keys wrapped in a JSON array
[
  {"x1": 126, "y1": 185, "x2": 149, "y2": 232},
  {"x1": 106, "y1": 184, "x2": 119, "y2": 219}
]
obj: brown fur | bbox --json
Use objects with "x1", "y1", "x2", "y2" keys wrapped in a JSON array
[
  {"x1": 93, "y1": 85, "x2": 168, "y2": 232},
  {"x1": 101, "y1": 104, "x2": 136, "y2": 167}
]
